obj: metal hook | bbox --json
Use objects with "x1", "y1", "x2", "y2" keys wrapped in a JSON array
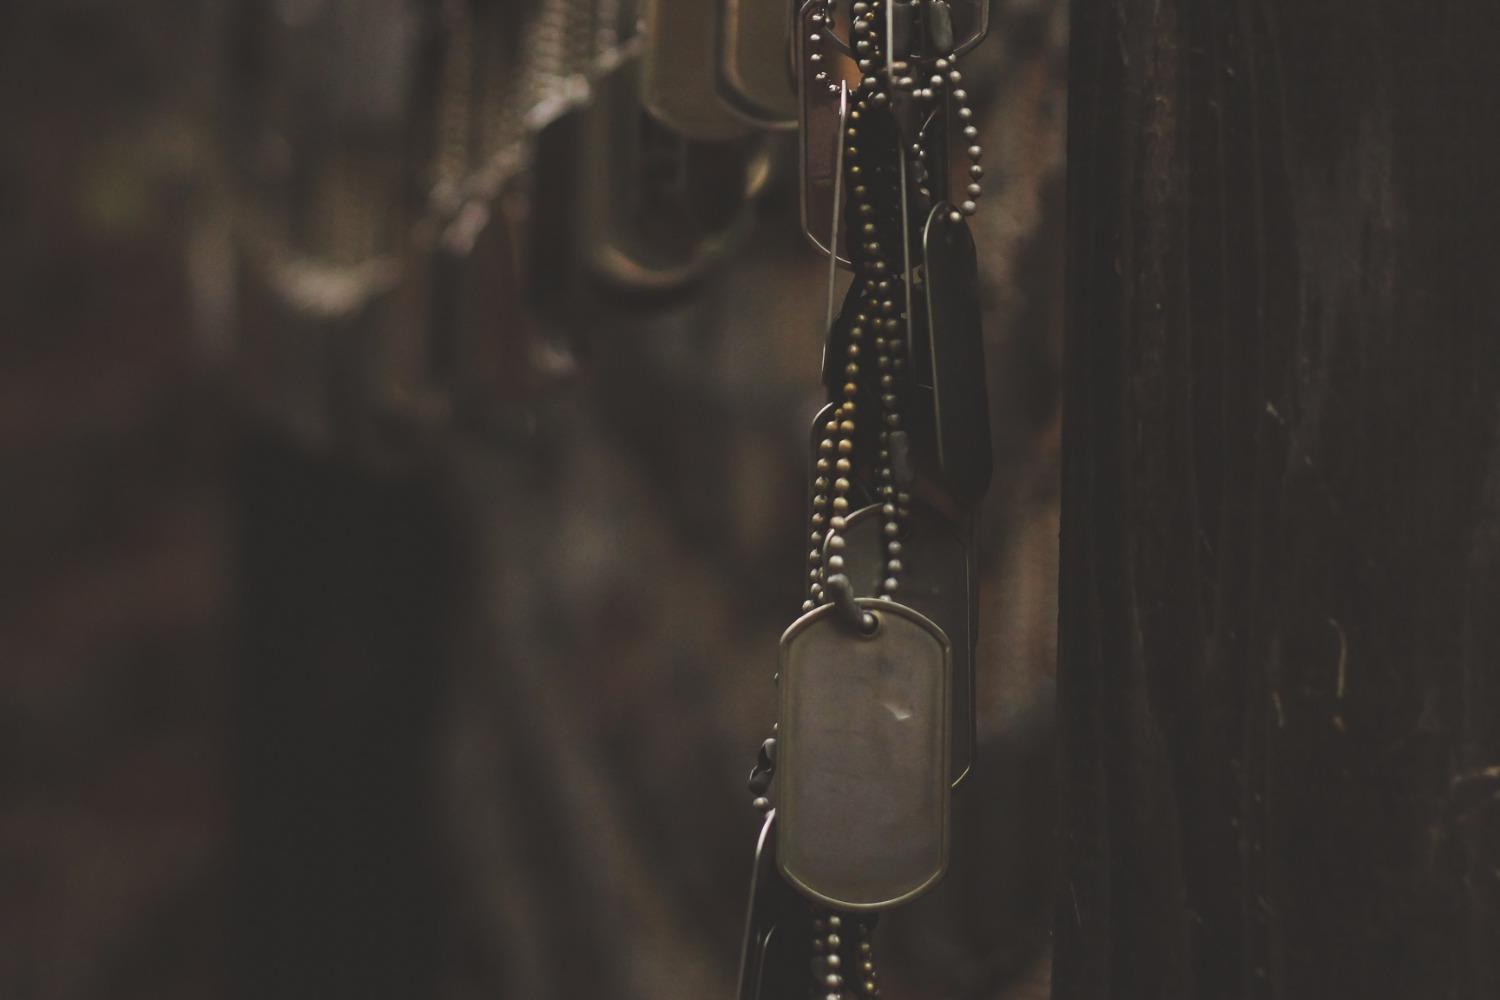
[{"x1": 825, "y1": 574, "x2": 879, "y2": 635}]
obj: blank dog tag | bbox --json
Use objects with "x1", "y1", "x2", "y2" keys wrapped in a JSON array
[
  {"x1": 923, "y1": 205, "x2": 993, "y2": 503},
  {"x1": 736, "y1": 811, "x2": 811, "y2": 1000},
  {"x1": 718, "y1": 0, "x2": 798, "y2": 128},
  {"x1": 796, "y1": 0, "x2": 854, "y2": 265},
  {"x1": 777, "y1": 600, "x2": 951, "y2": 910},
  {"x1": 643, "y1": 0, "x2": 751, "y2": 140}
]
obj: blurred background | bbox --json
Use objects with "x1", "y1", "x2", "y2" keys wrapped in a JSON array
[{"x1": 0, "y1": 2, "x2": 1065, "y2": 997}]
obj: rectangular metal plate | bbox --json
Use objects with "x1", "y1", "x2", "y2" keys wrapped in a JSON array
[
  {"x1": 923, "y1": 205, "x2": 993, "y2": 503},
  {"x1": 777, "y1": 599, "x2": 951, "y2": 909},
  {"x1": 643, "y1": 0, "x2": 750, "y2": 139},
  {"x1": 796, "y1": 0, "x2": 854, "y2": 264},
  {"x1": 718, "y1": 0, "x2": 799, "y2": 128}
]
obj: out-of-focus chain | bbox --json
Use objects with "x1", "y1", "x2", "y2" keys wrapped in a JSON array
[{"x1": 242, "y1": 0, "x2": 640, "y2": 318}]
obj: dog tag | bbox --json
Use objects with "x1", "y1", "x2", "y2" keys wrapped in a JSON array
[
  {"x1": 824, "y1": 501, "x2": 975, "y2": 785},
  {"x1": 922, "y1": 205, "x2": 993, "y2": 503},
  {"x1": 777, "y1": 600, "x2": 951, "y2": 909},
  {"x1": 797, "y1": 0, "x2": 854, "y2": 265},
  {"x1": 736, "y1": 811, "x2": 813, "y2": 1000},
  {"x1": 643, "y1": 0, "x2": 751, "y2": 140},
  {"x1": 930, "y1": 0, "x2": 990, "y2": 55},
  {"x1": 579, "y1": 60, "x2": 758, "y2": 291},
  {"x1": 718, "y1": 0, "x2": 798, "y2": 128}
]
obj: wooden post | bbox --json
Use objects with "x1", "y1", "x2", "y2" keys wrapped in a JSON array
[{"x1": 1057, "y1": 2, "x2": 1500, "y2": 997}]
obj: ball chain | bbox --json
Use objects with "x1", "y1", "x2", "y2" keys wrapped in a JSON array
[{"x1": 812, "y1": 912, "x2": 881, "y2": 999}]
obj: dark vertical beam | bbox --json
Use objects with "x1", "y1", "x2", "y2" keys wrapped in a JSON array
[{"x1": 1058, "y1": 2, "x2": 1500, "y2": 997}]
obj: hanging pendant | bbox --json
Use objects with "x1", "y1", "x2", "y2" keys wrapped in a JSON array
[
  {"x1": 922, "y1": 204, "x2": 993, "y2": 503},
  {"x1": 776, "y1": 599, "x2": 952, "y2": 910},
  {"x1": 735, "y1": 811, "x2": 812, "y2": 1000}
]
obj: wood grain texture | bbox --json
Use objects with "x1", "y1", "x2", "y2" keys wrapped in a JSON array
[{"x1": 1057, "y1": 2, "x2": 1500, "y2": 997}]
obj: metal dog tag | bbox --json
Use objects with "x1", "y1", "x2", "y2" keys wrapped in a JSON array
[
  {"x1": 736, "y1": 811, "x2": 812, "y2": 1000},
  {"x1": 718, "y1": 0, "x2": 798, "y2": 128},
  {"x1": 922, "y1": 205, "x2": 993, "y2": 503},
  {"x1": 825, "y1": 501, "x2": 975, "y2": 785},
  {"x1": 797, "y1": 0, "x2": 853, "y2": 265},
  {"x1": 643, "y1": 0, "x2": 751, "y2": 140},
  {"x1": 777, "y1": 600, "x2": 951, "y2": 910}
]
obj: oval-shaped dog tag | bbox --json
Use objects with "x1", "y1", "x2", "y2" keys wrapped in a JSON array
[
  {"x1": 797, "y1": 0, "x2": 854, "y2": 265},
  {"x1": 643, "y1": 0, "x2": 751, "y2": 140},
  {"x1": 923, "y1": 205, "x2": 993, "y2": 503},
  {"x1": 736, "y1": 811, "x2": 812, "y2": 1000},
  {"x1": 718, "y1": 0, "x2": 798, "y2": 128},
  {"x1": 826, "y1": 501, "x2": 975, "y2": 786},
  {"x1": 777, "y1": 600, "x2": 951, "y2": 910}
]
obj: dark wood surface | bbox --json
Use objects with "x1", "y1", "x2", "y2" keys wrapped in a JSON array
[{"x1": 1057, "y1": 2, "x2": 1500, "y2": 997}]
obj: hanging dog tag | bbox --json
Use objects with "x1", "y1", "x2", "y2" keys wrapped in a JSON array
[
  {"x1": 797, "y1": 0, "x2": 853, "y2": 265},
  {"x1": 825, "y1": 501, "x2": 975, "y2": 786},
  {"x1": 930, "y1": 0, "x2": 990, "y2": 55},
  {"x1": 736, "y1": 811, "x2": 813, "y2": 1000},
  {"x1": 643, "y1": 0, "x2": 751, "y2": 140},
  {"x1": 922, "y1": 205, "x2": 993, "y2": 503},
  {"x1": 777, "y1": 600, "x2": 951, "y2": 910},
  {"x1": 718, "y1": 0, "x2": 798, "y2": 128}
]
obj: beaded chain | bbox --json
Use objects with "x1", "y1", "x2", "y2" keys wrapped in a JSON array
[{"x1": 758, "y1": 5, "x2": 989, "y2": 997}]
